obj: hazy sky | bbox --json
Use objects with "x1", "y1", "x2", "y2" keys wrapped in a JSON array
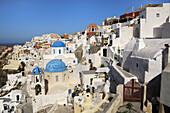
[{"x1": 0, "y1": 0, "x2": 169, "y2": 44}]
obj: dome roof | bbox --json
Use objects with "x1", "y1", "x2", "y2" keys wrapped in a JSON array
[
  {"x1": 51, "y1": 41, "x2": 65, "y2": 47},
  {"x1": 31, "y1": 67, "x2": 44, "y2": 75},
  {"x1": 45, "y1": 59, "x2": 67, "y2": 73}
]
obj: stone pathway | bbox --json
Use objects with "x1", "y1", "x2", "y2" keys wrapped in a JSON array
[
  {"x1": 17, "y1": 81, "x2": 33, "y2": 113},
  {"x1": 52, "y1": 105, "x2": 73, "y2": 113}
]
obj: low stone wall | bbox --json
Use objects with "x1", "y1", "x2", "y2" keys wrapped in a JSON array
[
  {"x1": 32, "y1": 90, "x2": 68, "y2": 113},
  {"x1": 101, "y1": 57, "x2": 109, "y2": 67},
  {"x1": 82, "y1": 92, "x2": 109, "y2": 113},
  {"x1": 91, "y1": 92, "x2": 109, "y2": 112},
  {"x1": 106, "y1": 94, "x2": 122, "y2": 113},
  {"x1": 105, "y1": 85, "x2": 123, "y2": 113}
]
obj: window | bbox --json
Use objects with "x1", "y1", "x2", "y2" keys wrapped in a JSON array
[
  {"x1": 3, "y1": 104, "x2": 7, "y2": 110},
  {"x1": 118, "y1": 49, "x2": 120, "y2": 54},
  {"x1": 90, "y1": 78, "x2": 93, "y2": 85},
  {"x1": 16, "y1": 95, "x2": 20, "y2": 101},
  {"x1": 53, "y1": 49, "x2": 55, "y2": 54},
  {"x1": 136, "y1": 63, "x2": 138, "y2": 68},
  {"x1": 59, "y1": 49, "x2": 61, "y2": 54},
  {"x1": 115, "y1": 29, "x2": 119, "y2": 38},
  {"x1": 156, "y1": 13, "x2": 160, "y2": 17},
  {"x1": 56, "y1": 76, "x2": 58, "y2": 82},
  {"x1": 73, "y1": 60, "x2": 75, "y2": 63}
]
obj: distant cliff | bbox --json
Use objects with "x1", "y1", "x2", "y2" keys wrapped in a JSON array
[{"x1": 0, "y1": 46, "x2": 8, "y2": 87}]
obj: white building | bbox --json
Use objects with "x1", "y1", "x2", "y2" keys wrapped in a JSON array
[
  {"x1": 133, "y1": 3, "x2": 170, "y2": 38},
  {"x1": 43, "y1": 41, "x2": 78, "y2": 69},
  {"x1": 30, "y1": 59, "x2": 77, "y2": 112}
]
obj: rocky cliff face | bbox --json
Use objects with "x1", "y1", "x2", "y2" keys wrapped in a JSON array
[
  {"x1": 0, "y1": 46, "x2": 7, "y2": 56},
  {"x1": 90, "y1": 44, "x2": 101, "y2": 54},
  {"x1": 0, "y1": 46, "x2": 8, "y2": 87},
  {"x1": 74, "y1": 44, "x2": 83, "y2": 62}
]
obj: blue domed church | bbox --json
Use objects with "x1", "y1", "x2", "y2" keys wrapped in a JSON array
[
  {"x1": 51, "y1": 41, "x2": 66, "y2": 55},
  {"x1": 44, "y1": 59, "x2": 70, "y2": 89},
  {"x1": 43, "y1": 41, "x2": 78, "y2": 70}
]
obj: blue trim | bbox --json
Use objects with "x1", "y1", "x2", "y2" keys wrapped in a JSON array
[{"x1": 68, "y1": 89, "x2": 72, "y2": 94}]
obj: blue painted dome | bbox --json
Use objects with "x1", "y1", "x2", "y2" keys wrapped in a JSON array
[
  {"x1": 45, "y1": 59, "x2": 67, "y2": 73},
  {"x1": 51, "y1": 41, "x2": 65, "y2": 47},
  {"x1": 31, "y1": 67, "x2": 44, "y2": 75}
]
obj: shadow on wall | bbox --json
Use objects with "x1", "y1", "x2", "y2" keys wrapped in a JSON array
[
  {"x1": 109, "y1": 65, "x2": 124, "y2": 94},
  {"x1": 122, "y1": 52, "x2": 132, "y2": 72},
  {"x1": 146, "y1": 74, "x2": 161, "y2": 113},
  {"x1": 45, "y1": 79, "x2": 49, "y2": 95},
  {"x1": 133, "y1": 27, "x2": 140, "y2": 38},
  {"x1": 162, "y1": 47, "x2": 168, "y2": 71}
]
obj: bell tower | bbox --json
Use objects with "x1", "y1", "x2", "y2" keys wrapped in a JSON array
[{"x1": 31, "y1": 67, "x2": 45, "y2": 96}]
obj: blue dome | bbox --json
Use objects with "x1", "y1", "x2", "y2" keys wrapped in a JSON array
[
  {"x1": 45, "y1": 59, "x2": 67, "y2": 73},
  {"x1": 51, "y1": 41, "x2": 65, "y2": 47},
  {"x1": 31, "y1": 67, "x2": 44, "y2": 75}
]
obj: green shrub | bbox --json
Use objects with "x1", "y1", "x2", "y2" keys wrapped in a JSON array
[
  {"x1": 126, "y1": 103, "x2": 133, "y2": 113},
  {"x1": 100, "y1": 64, "x2": 104, "y2": 67}
]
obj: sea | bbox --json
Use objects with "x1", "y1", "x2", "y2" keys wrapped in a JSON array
[{"x1": 0, "y1": 42, "x2": 25, "y2": 47}]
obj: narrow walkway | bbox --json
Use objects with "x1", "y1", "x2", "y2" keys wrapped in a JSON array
[{"x1": 17, "y1": 81, "x2": 33, "y2": 113}]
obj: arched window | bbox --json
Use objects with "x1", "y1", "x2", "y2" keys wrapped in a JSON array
[
  {"x1": 59, "y1": 49, "x2": 61, "y2": 54},
  {"x1": 92, "y1": 26, "x2": 94, "y2": 32},
  {"x1": 53, "y1": 49, "x2": 55, "y2": 54},
  {"x1": 56, "y1": 76, "x2": 58, "y2": 82},
  {"x1": 35, "y1": 84, "x2": 41, "y2": 95}
]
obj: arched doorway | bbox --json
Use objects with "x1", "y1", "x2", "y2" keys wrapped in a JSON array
[
  {"x1": 35, "y1": 84, "x2": 41, "y2": 95},
  {"x1": 103, "y1": 49, "x2": 107, "y2": 57}
]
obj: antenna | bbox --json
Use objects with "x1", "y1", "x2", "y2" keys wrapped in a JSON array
[{"x1": 126, "y1": 7, "x2": 133, "y2": 13}]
